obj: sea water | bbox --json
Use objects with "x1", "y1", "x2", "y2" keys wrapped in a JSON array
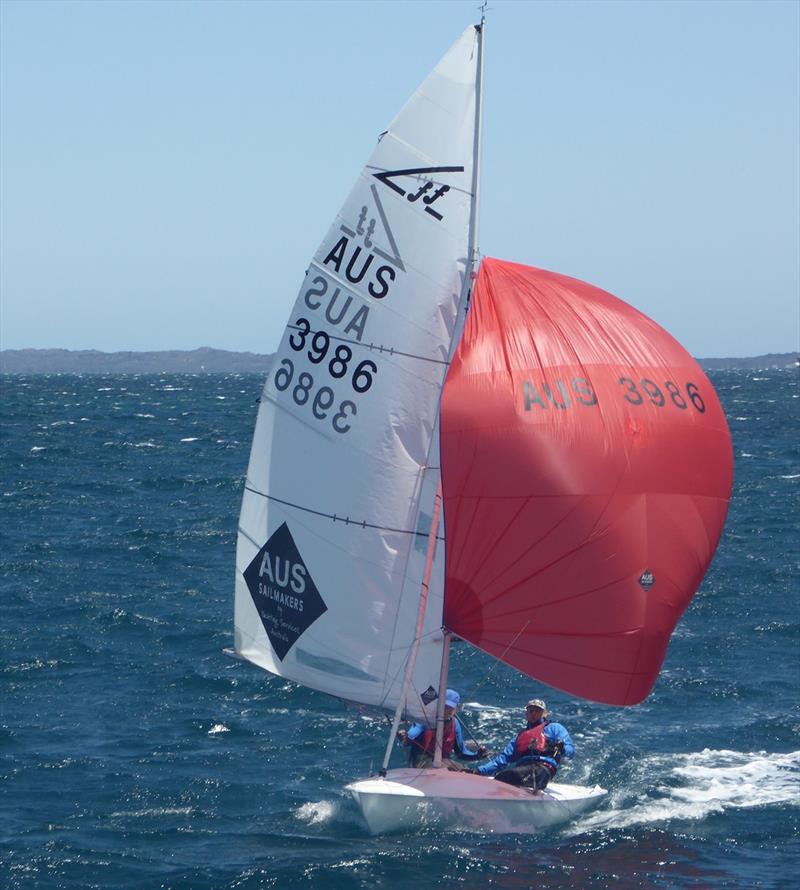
[{"x1": 1, "y1": 369, "x2": 798, "y2": 888}]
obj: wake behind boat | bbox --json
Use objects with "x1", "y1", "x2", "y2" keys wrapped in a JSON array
[{"x1": 231, "y1": 18, "x2": 732, "y2": 835}]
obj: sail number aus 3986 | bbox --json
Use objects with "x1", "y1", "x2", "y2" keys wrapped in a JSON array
[
  {"x1": 273, "y1": 358, "x2": 360, "y2": 433},
  {"x1": 617, "y1": 377, "x2": 705, "y2": 412},
  {"x1": 273, "y1": 317, "x2": 379, "y2": 434},
  {"x1": 521, "y1": 376, "x2": 706, "y2": 413}
]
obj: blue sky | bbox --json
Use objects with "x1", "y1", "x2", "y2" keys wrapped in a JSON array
[{"x1": 1, "y1": 0, "x2": 797, "y2": 358}]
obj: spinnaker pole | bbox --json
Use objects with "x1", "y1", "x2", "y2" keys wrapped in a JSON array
[{"x1": 379, "y1": 486, "x2": 443, "y2": 774}]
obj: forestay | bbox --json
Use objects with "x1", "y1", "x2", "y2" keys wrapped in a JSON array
[{"x1": 235, "y1": 27, "x2": 480, "y2": 720}]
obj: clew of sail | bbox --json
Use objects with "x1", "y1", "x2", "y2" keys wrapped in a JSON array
[
  {"x1": 440, "y1": 258, "x2": 734, "y2": 706},
  {"x1": 235, "y1": 27, "x2": 480, "y2": 721}
]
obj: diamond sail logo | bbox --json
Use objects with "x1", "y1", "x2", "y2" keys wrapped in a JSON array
[
  {"x1": 243, "y1": 522, "x2": 327, "y2": 661},
  {"x1": 638, "y1": 570, "x2": 655, "y2": 590},
  {"x1": 420, "y1": 685, "x2": 438, "y2": 706}
]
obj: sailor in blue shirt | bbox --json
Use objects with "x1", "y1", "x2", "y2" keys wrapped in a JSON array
[
  {"x1": 399, "y1": 689, "x2": 487, "y2": 769},
  {"x1": 473, "y1": 699, "x2": 575, "y2": 790}
]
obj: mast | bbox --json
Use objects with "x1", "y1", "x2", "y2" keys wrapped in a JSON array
[
  {"x1": 431, "y1": 631, "x2": 453, "y2": 767},
  {"x1": 380, "y1": 20, "x2": 485, "y2": 774},
  {"x1": 469, "y1": 14, "x2": 485, "y2": 269},
  {"x1": 432, "y1": 16, "x2": 485, "y2": 768}
]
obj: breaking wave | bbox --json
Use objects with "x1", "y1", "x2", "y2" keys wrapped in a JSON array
[{"x1": 570, "y1": 748, "x2": 800, "y2": 834}]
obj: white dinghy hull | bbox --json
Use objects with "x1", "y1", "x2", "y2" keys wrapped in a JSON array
[{"x1": 346, "y1": 768, "x2": 606, "y2": 835}]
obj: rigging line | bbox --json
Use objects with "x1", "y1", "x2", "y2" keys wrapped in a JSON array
[
  {"x1": 237, "y1": 526, "x2": 262, "y2": 550},
  {"x1": 285, "y1": 320, "x2": 450, "y2": 366},
  {"x1": 242, "y1": 485, "x2": 445, "y2": 541},
  {"x1": 469, "y1": 619, "x2": 531, "y2": 699},
  {"x1": 381, "y1": 485, "x2": 444, "y2": 774},
  {"x1": 455, "y1": 713, "x2": 484, "y2": 750}
]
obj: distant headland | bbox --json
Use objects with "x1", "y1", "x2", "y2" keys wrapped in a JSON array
[
  {"x1": 0, "y1": 347, "x2": 797, "y2": 375},
  {"x1": 0, "y1": 347, "x2": 272, "y2": 374}
]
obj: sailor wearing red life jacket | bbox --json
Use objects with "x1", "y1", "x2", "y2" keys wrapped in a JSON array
[
  {"x1": 473, "y1": 699, "x2": 575, "y2": 790},
  {"x1": 399, "y1": 689, "x2": 487, "y2": 769}
]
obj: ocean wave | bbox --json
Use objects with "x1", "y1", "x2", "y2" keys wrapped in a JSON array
[
  {"x1": 294, "y1": 800, "x2": 340, "y2": 826},
  {"x1": 110, "y1": 806, "x2": 194, "y2": 818},
  {"x1": 569, "y1": 748, "x2": 800, "y2": 834}
]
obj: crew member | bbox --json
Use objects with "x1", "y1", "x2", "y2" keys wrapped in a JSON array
[
  {"x1": 399, "y1": 689, "x2": 486, "y2": 769},
  {"x1": 472, "y1": 699, "x2": 574, "y2": 789}
]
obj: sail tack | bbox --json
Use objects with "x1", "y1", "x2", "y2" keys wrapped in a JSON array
[
  {"x1": 235, "y1": 27, "x2": 481, "y2": 720},
  {"x1": 440, "y1": 258, "x2": 733, "y2": 706}
]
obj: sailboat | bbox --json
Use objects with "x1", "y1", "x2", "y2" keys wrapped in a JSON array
[{"x1": 232, "y1": 21, "x2": 733, "y2": 834}]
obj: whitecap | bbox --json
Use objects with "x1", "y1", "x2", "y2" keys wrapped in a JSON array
[
  {"x1": 111, "y1": 806, "x2": 194, "y2": 818},
  {"x1": 208, "y1": 723, "x2": 230, "y2": 736},
  {"x1": 462, "y1": 701, "x2": 507, "y2": 713},
  {"x1": 180, "y1": 437, "x2": 199, "y2": 443},
  {"x1": 668, "y1": 748, "x2": 800, "y2": 810},
  {"x1": 779, "y1": 474, "x2": 800, "y2": 480},
  {"x1": 30, "y1": 446, "x2": 46, "y2": 453},
  {"x1": 568, "y1": 748, "x2": 800, "y2": 835},
  {"x1": 294, "y1": 800, "x2": 339, "y2": 825}
]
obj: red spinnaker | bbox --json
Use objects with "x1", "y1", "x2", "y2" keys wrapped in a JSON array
[{"x1": 440, "y1": 258, "x2": 733, "y2": 705}]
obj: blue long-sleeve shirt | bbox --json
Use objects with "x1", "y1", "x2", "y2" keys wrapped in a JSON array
[
  {"x1": 406, "y1": 718, "x2": 481, "y2": 760},
  {"x1": 476, "y1": 720, "x2": 575, "y2": 775}
]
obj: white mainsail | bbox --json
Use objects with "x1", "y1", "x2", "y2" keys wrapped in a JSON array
[{"x1": 234, "y1": 27, "x2": 480, "y2": 721}]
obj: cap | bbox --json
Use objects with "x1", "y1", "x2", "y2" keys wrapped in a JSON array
[
  {"x1": 526, "y1": 699, "x2": 547, "y2": 711},
  {"x1": 445, "y1": 689, "x2": 461, "y2": 708}
]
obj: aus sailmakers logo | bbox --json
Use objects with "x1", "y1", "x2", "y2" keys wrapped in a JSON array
[
  {"x1": 243, "y1": 522, "x2": 327, "y2": 661},
  {"x1": 638, "y1": 570, "x2": 655, "y2": 590},
  {"x1": 420, "y1": 685, "x2": 438, "y2": 706}
]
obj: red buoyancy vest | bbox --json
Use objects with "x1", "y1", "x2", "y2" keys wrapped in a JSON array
[
  {"x1": 514, "y1": 722, "x2": 549, "y2": 759},
  {"x1": 419, "y1": 719, "x2": 457, "y2": 757}
]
